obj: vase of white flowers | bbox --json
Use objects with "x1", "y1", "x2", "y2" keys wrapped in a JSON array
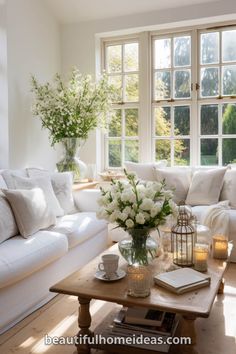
[
  {"x1": 31, "y1": 68, "x2": 113, "y2": 180},
  {"x1": 97, "y1": 170, "x2": 178, "y2": 265}
]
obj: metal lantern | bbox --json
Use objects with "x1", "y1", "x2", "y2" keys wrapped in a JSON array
[{"x1": 171, "y1": 204, "x2": 195, "y2": 267}]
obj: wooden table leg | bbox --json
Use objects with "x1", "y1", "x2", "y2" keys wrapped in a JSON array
[
  {"x1": 76, "y1": 297, "x2": 93, "y2": 354},
  {"x1": 218, "y1": 279, "x2": 225, "y2": 294},
  {"x1": 181, "y1": 315, "x2": 198, "y2": 354}
]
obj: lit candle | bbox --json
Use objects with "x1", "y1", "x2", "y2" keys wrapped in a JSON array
[
  {"x1": 194, "y1": 243, "x2": 208, "y2": 272},
  {"x1": 127, "y1": 265, "x2": 151, "y2": 298},
  {"x1": 212, "y1": 235, "x2": 228, "y2": 259}
]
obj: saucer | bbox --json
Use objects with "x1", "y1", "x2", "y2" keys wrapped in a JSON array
[{"x1": 95, "y1": 269, "x2": 126, "y2": 282}]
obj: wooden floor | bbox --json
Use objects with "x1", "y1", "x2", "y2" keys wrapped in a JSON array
[{"x1": 0, "y1": 264, "x2": 236, "y2": 354}]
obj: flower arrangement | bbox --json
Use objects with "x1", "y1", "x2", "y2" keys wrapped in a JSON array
[
  {"x1": 31, "y1": 68, "x2": 114, "y2": 146},
  {"x1": 97, "y1": 170, "x2": 177, "y2": 230}
]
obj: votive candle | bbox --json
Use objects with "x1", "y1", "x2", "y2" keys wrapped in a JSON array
[
  {"x1": 212, "y1": 235, "x2": 228, "y2": 260},
  {"x1": 127, "y1": 265, "x2": 151, "y2": 298},
  {"x1": 194, "y1": 243, "x2": 208, "y2": 272}
]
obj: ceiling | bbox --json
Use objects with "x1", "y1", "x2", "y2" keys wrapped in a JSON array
[{"x1": 44, "y1": 0, "x2": 218, "y2": 24}]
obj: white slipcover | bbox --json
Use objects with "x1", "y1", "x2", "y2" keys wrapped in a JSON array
[
  {"x1": 0, "y1": 231, "x2": 68, "y2": 289},
  {"x1": 52, "y1": 212, "x2": 107, "y2": 249}
]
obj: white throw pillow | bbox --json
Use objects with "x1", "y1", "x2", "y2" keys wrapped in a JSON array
[
  {"x1": 27, "y1": 168, "x2": 76, "y2": 214},
  {"x1": 154, "y1": 167, "x2": 192, "y2": 204},
  {"x1": 7, "y1": 174, "x2": 64, "y2": 217},
  {"x1": 124, "y1": 161, "x2": 167, "y2": 181},
  {"x1": 0, "y1": 192, "x2": 18, "y2": 243},
  {"x1": 3, "y1": 188, "x2": 56, "y2": 238},
  {"x1": 0, "y1": 175, "x2": 7, "y2": 189},
  {"x1": 186, "y1": 167, "x2": 227, "y2": 206},
  {"x1": 220, "y1": 169, "x2": 236, "y2": 208},
  {"x1": 1, "y1": 169, "x2": 28, "y2": 189}
]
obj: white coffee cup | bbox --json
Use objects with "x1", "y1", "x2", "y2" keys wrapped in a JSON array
[{"x1": 98, "y1": 254, "x2": 119, "y2": 278}]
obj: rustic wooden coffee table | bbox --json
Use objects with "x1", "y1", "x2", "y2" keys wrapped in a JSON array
[{"x1": 50, "y1": 243, "x2": 230, "y2": 354}]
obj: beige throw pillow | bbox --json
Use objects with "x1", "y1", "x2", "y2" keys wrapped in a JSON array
[
  {"x1": 154, "y1": 167, "x2": 192, "y2": 204},
  {"x1": 27, "y1": 168, "x2": 76, "y2": 214},
  {"x1": 125, "y1": 161, "x2": 167, "y2": 181},
  {"x1": 186, "y1": 167, "x2": 227, "y2": 206},
  {"x1": 3, "y1": 188, "x2": 56, "y2": 238},
  {"x1": 8, "y1": 174, "x2": 64, "y2": 217},
  {"x1": 0, "y1": 192, "x2": 18, "y2": 243},
  {"x1": 220, "y1": 169, "x2": 236, "y2": 208}
]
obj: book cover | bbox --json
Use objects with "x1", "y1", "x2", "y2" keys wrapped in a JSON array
[{"x1": 124, "y1": 307, "x2": 165, "y2": 326}]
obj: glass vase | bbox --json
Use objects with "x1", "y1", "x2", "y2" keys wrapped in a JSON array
[
  {"x1": 118, "y1": 228, "x2": 158, "y2": 266},
  {"x1": 56, "y1": 138, "x2": 87, "y2": 182}
]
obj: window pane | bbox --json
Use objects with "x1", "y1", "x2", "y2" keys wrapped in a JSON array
[
  {"x1": 223, "y1": 138, "x2": 236, "y2": 165},
  {"x1": 155, "y1": 107, "x2": 171, "y2": 136},
  {"x1": 222, "y1": 65, "x2": 236, "y2": 96},
  {"x1": 154, "y1": 38, "x2": 171, "y2": 69},
  {"x1": 154, "y1": 71, "x2": 171, "y2": 99},
  {"x1": 124, "y1": 74, "x2": 139, "y2": 102},
  {"x1": 222, "y1": 104, "x2": 236, "y2": 134},
  {"x1": 125, "y1": 109, "x2": 138, "y2": 136},
  {"x1": 124, "y1": 43, "x2": 139, "y2": 72},
  {"x1": 107, "y1": 45, "x2": 122, "y2": 73},
  {"x1": 201, "y1": 32, "x2": 219, "y2": 64},
  {"x1": 201, "y1": 138, "x2": 218, "y2": 165},
  {"x1": 174, "y1": 70, "x2": 191, "y2": 98},
  {"x1": 155, "y1": 140, "x2": 171, "y2": 164},
  {"x1": 201, "y1": 105, "x2": 218, "y2": 135},
  {"x1": 109, "y1": 110, "x2": 122, "y2": 137},
  {"x1": 201, "y1": 67, "x2": 219, "y2": 97},
  {"x1": 222, "y1": 30, "x2": 236, "y2": 62},
  {"x1": 174, "y1": 139, "x2": 190, "y2": 166},
  {"x1": 109, "y1": 75, "x2": 122, "y2": 102},
  {"x1": 174, "y1": 106, "x2": 190, "y2": 135},
  {"x1": 174, "y1": 36, "x2": 191, "y2": 67},
  {"x1": 108, "y1": 140, "x2": 121, "y2": 167},
  {"x1": 125, "y1": 140, "x2": 139, "y2": 162}
]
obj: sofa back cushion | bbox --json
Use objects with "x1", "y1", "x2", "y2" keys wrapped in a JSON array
[
  {"x1": 3, "y1": 188, "x2": 56, "y2": 238},
  {"x1": 154, "y1": 167, "x2": 192, "y2": 204},
  {"x1": 186, "y1": 167, "x2": 227, "y2": 206},
  {"x1": 3, "y1": 174, "x2": 64, "y2": 217},
  {"x1": 220, "y1": 169, "x2": 236, "y2": 208},
  {"x1": 27, "y1": 168, "x2": 76, "y2": 214},
  {"x1": 125, "y1": 161, "x2": 167, "y2": 181},
  {"x1": 0, "y1": 192, "x2": 18, "y2": 244}
]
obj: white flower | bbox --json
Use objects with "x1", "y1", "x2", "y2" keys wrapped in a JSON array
[
  {"x1": 96, "y1": 208, "x2": 108, "y2": 220},
  {"x1": 135, "y1": 213, "x2": 145, "y2": 224},
  {"x1": 150, "y1": 202, "x2": 162, "y2": 217},
  {"x1": 140, "y1": 198, "x2": 154, "y2": 211},
  {"x1": 126, "y1": 219, "x2": 134, "y2": 228},
  {"x1": 121, "y1": 190, "x2": 136, "y2": 203},
  {"x1": 163, "y1": 190, "x2": 173, "y2": 199}
]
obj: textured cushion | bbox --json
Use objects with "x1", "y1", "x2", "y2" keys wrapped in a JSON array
[
  {"x1": 154, "y1": 167, "x2": 192, "y2": 204},
  {"x1": 0, "y1": 192, "x2": 18, "y2": 244},
  {"x1": 1, "y1": 169, "x2": 28, "y2": 189},
  {"x1": 27, "y1": 168, "x2": 76, "y2": 214},
  {"x1": 0, "y1": 175, "x2": 7, "y2": 189},
  {"x1": 186, "y1": 168, "x2": 227, "y2": 206},
  {"x1": 220, "y1": 169, "x2": 236, "y2": 208},
  {"x1": 0, "y1": 231, "x2": 68, "y2": 289},
  {"x1": 52, "y1": 212, "x2": 107, "y2": 249},
  {"x1": 125, "y1": 161, "x2": 167, "y2": 181},
  {"x1": 3, "y1": 189, "x2": 56, "y2": 238},
  {"x1": 6, "y1": 174, "x2": 64, "y2": 217}
]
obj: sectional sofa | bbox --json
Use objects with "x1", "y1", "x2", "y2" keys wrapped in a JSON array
[{"x1": 0, "y1": 169, "x2": 107, "y2": 334}]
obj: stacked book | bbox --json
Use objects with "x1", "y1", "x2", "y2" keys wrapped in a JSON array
[
  {"x1": 100, "y1": 307, "x2": 179, "y2": 352},
  {"x1": 154, "y1": 268, "x2": 211, "y2": 294}
]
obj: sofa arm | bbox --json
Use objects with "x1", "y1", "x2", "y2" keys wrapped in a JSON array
[{"x1": 73, "y1": 189, "x2": 102, "y2": 212}]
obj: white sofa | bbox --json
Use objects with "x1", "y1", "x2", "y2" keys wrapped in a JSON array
[
  {"x1": 0, "y1": 171, "x2": 107, "y2": 334},
  {"x1": 123, "y1": 162, "x2": 236, "y2": 262}
]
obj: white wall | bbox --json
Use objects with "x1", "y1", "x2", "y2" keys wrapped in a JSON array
[
  {"x1": 61, "y1": 0, "x2": 236, "y2": 168},
  {"x1": 6, "y1": 0, "x2": 61, "y2": 170}
]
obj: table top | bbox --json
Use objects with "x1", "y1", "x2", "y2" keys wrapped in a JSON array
[{"x1": 50, "y1": 243, "x2": 229, "y2": 318}]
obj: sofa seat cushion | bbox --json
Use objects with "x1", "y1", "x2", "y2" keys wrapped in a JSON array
[
  {"x1": 0, "y1": 231, "x2": 68, "y2": 289},
  {"x1": 52, "y1": 212, "x2": 107, "y2": 249}
]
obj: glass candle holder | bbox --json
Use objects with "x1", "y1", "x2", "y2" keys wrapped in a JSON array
[
  {"x1": 127, "y1": 265, "x2": 152, "y2": 298},
  {"x1": 212, "y1": 235, "x2": 228, "y2": 260},
  {"x1": 194, "y1": 243, "x2": 209, "y2": 272}
]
